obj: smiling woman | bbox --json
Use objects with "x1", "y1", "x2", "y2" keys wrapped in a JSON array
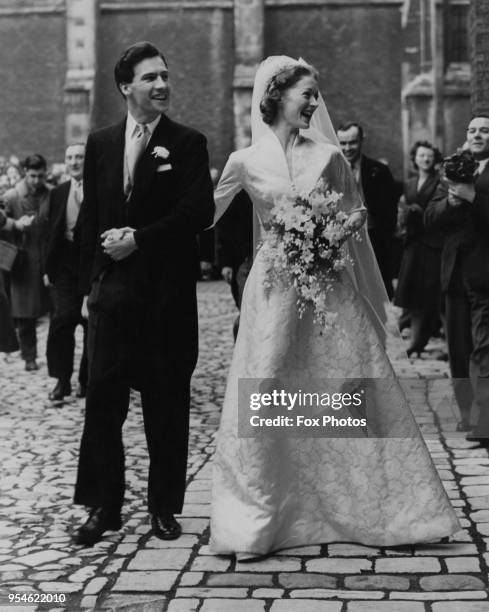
[
  {"x1": 209, "y1": 55, "x2": 460, "y2": 559},
  {"x1": 260, "y1": 63, "x2": 319, "y2": 127}
]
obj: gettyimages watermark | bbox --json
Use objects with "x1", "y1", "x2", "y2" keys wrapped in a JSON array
[{"x1": 238, "y1": 378, "x2": 464, "y2": 439}]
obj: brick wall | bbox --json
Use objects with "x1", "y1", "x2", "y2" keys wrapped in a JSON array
[
  {"x1": 471, "y1": 0, "x2": 489, "y2": 115},
  {"x1": 0, "y1": 1, "x2": 404, "y2": 178},
  {"x1": 0, "y1": 11, "x2": 67, "y2": 164},
  {"x1": 95, "y1": 6, "x2": 235, "y2": 172},
  {"x1": 266, "y1": 5, "x2": 404, "y2": 178}
]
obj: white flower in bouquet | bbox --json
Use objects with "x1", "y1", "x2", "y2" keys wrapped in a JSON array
[{"x1": 262, "y1": 179, "x2": 361, "y2": 328}]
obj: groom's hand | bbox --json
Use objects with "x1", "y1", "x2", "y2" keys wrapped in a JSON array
[{"x1": 101, "y1": 227, "x2": 138, "y2": 261}]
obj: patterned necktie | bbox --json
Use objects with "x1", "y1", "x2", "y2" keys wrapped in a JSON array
[{"x1": 125, "y1": 124, "x2": 149, "y2": 195}]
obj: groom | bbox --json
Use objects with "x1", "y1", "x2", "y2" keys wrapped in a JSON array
[{"x1": 73, "y1": 42, "x2": 214, "y2": 545}]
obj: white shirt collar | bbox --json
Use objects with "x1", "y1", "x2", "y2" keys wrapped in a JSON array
[{"x1": 125, "y1": 112, "x2": 161, "y2": 139}]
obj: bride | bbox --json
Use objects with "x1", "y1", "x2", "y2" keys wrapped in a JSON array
[{"x1": 210, "y1": 56, "x2": 459, "y2": 557}]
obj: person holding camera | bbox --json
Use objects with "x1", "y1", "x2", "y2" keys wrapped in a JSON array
[{"x1": 425, "y1": 115, "x2": 489, "y2": 442}]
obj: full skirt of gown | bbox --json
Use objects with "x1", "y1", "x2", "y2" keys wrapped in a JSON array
[{"x1": 210, "y1": 247, "x2": 460, "y2": 556}]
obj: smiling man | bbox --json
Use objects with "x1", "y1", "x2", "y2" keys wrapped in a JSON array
[
  {"x1": 425, "y1": 115, "x2": 489, "y2": 444},
  {"x1": 72, "y1": 42, "x2": 215, "y2": 545},
  {"x1": 337, "y1": 122, "x2": 400, "y2": 299}
]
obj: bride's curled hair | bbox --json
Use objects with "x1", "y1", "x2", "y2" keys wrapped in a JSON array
[{"x1": 260, "y1": 63, "x2": 318, "y2": 125}]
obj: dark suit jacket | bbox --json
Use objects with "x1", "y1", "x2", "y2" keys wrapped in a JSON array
[
  {"x1": 3, "y1": 179, "x2": 50, "y2": 318},
  {"x1": 78, "y1": 114, "x2": 214, "y2": 377},
  {"x1": 400, "y1": 173, "x2": 443, "y2": 249},
  {"x1": 215, "y1": 190, "x2": 253, "y2": 271},
  {"x1": 360, "y1": 155, "x2": 400, "y2": 234},
  {"x1": 424, "y1": 164, "x2": 489, "y2": 294},
  {"x1": 394, "y1": 173, "x2": 443, "y2": 309},
  {"x1": 79, "y1": 114, "x2": 214, "y2": 292},
  {"x1": 45, "y1": 180, "x2": 73, "y2": 282}
]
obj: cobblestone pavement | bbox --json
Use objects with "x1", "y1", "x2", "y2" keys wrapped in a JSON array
[{"x1": 1, "y1": 280, "x2": 489, "y2": 612}]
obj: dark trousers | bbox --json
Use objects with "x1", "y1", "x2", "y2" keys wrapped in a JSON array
[
  {"x1": 46, "y1": 242, "x2": 87, "y2": 385},
  {"x1": 408, "y1": 305, "x2": 439, "y2": 353},
  {"x1": 74, "y1": 268, "x2": 191, "y2": 514},
  {"x1": 15, "y1": 317, "x2": 37, "y2": 361},
  {"x1": 0, "y1": 271, "x2": 18, "y2": 353},
  {"x1": 368, "y1": 228, "x2": 394, "y2": 299},
  {"x1": 231, "y1": 256, "x2": 252, "y2": 340},
  {"x1": 445, "y1": 289, "x2": 489, "y2": 433}
]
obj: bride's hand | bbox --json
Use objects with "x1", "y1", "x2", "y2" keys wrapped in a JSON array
[{"x1": 345, "y1": 211, "x2": 365, "y2": 232}]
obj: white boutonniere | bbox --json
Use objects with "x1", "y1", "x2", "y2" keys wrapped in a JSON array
[{"x1": 151, "y1": 146, "x2": 170, "y2": 160}]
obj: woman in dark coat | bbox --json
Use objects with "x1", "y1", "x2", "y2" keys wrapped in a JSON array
[{"x1": 394, "y1": 141, "x2": 443, "y2": 357}]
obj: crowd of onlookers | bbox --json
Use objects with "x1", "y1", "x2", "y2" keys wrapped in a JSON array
[
  {"x1": 0, "y1": 138, "x2": 466, "y2": 368},
  {"x1": 0, "y1": 156, "x2": 68, "y2": 199},
  {"x1": 1, "y1": 115, "x2": 489, "y2": 446},
  {"x1": 0, "y1": 151, "x2": 84, "y2": 399}
]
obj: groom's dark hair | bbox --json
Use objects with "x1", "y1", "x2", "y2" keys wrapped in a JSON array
[{"x1": 114, "y1": 42, "x2": 167, "y2": 97}]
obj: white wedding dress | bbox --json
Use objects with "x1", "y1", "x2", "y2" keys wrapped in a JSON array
[{"x1": 210, "y1": 131, "x2": 460, "y2": 556}]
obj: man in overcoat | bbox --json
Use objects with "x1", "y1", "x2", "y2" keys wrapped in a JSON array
[
  {"x1": 425, "y1": 115, "x2": 489, "y2": 443},
  {"x1": 3, "y1": 154, "x2": 50, "y2": 370},
  {"x1": 337, "y1": 122, "x2": 400, "y2": 298}
]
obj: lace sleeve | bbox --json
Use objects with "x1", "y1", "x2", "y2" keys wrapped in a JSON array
[{"x1": 214, "y1": 152, "x2": 243, "y2": 225}]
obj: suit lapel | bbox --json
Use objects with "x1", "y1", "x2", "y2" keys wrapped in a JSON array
[
  {"x1": 53, "y1": 181, "x2": 71, "y2": 234},
  {"x1": 476, "y1": 162, "x2": 489, "y2": 189},
  {"x1": 360, "y1": 155, "x2": 370, "y2": 196},
  {"x1": 130, "y1": 115, "x2": 173, "y2": 206},
  {"x1": 417, "y1": 173, "x2": 438, "y2": 201},
  {"x1": 106, "y1": 120, "x2": 126, "y2": 206}
]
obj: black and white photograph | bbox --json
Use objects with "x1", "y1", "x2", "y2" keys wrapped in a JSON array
[{"x1": 1, "y1": 0, "x2": 489, "y2": 610}]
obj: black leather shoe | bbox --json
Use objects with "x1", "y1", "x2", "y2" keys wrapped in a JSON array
[
  {"x1": 75, "y1": 383, "x2": 87, "y2": 399},
  {"x1": 73, "y1": 507, "x2": 122, "y2": 546},
  {"x1": 150, "y1": 513, "x2": 182, "y2": 540},
  {"x1": 48, "y1": 379, "x2": 72, "y2": 401},
  {"x1": 466, "y1": 432, "x2": 489, "y2": 448},
  {"x1": 406, "y1": 346, "x2": 423, "y2": 359},
  {"x1": 25, "y1": 360, "x2": 38, "y2": 371}
]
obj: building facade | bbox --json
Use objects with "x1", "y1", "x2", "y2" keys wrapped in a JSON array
[
  {"x1": 402, "y1": 0, "x2": 471, "y2": 173},
  {"x1": 1, "y1": 0, "x2": 464, "y2": 180}
]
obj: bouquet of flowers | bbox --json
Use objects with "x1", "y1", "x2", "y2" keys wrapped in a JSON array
[
  {"x1": 442, "y1": 150, "x2": 477, "y2": 183},
  {"x1": 261, "y1": 179, "x2": 360, "y2": 327}
]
